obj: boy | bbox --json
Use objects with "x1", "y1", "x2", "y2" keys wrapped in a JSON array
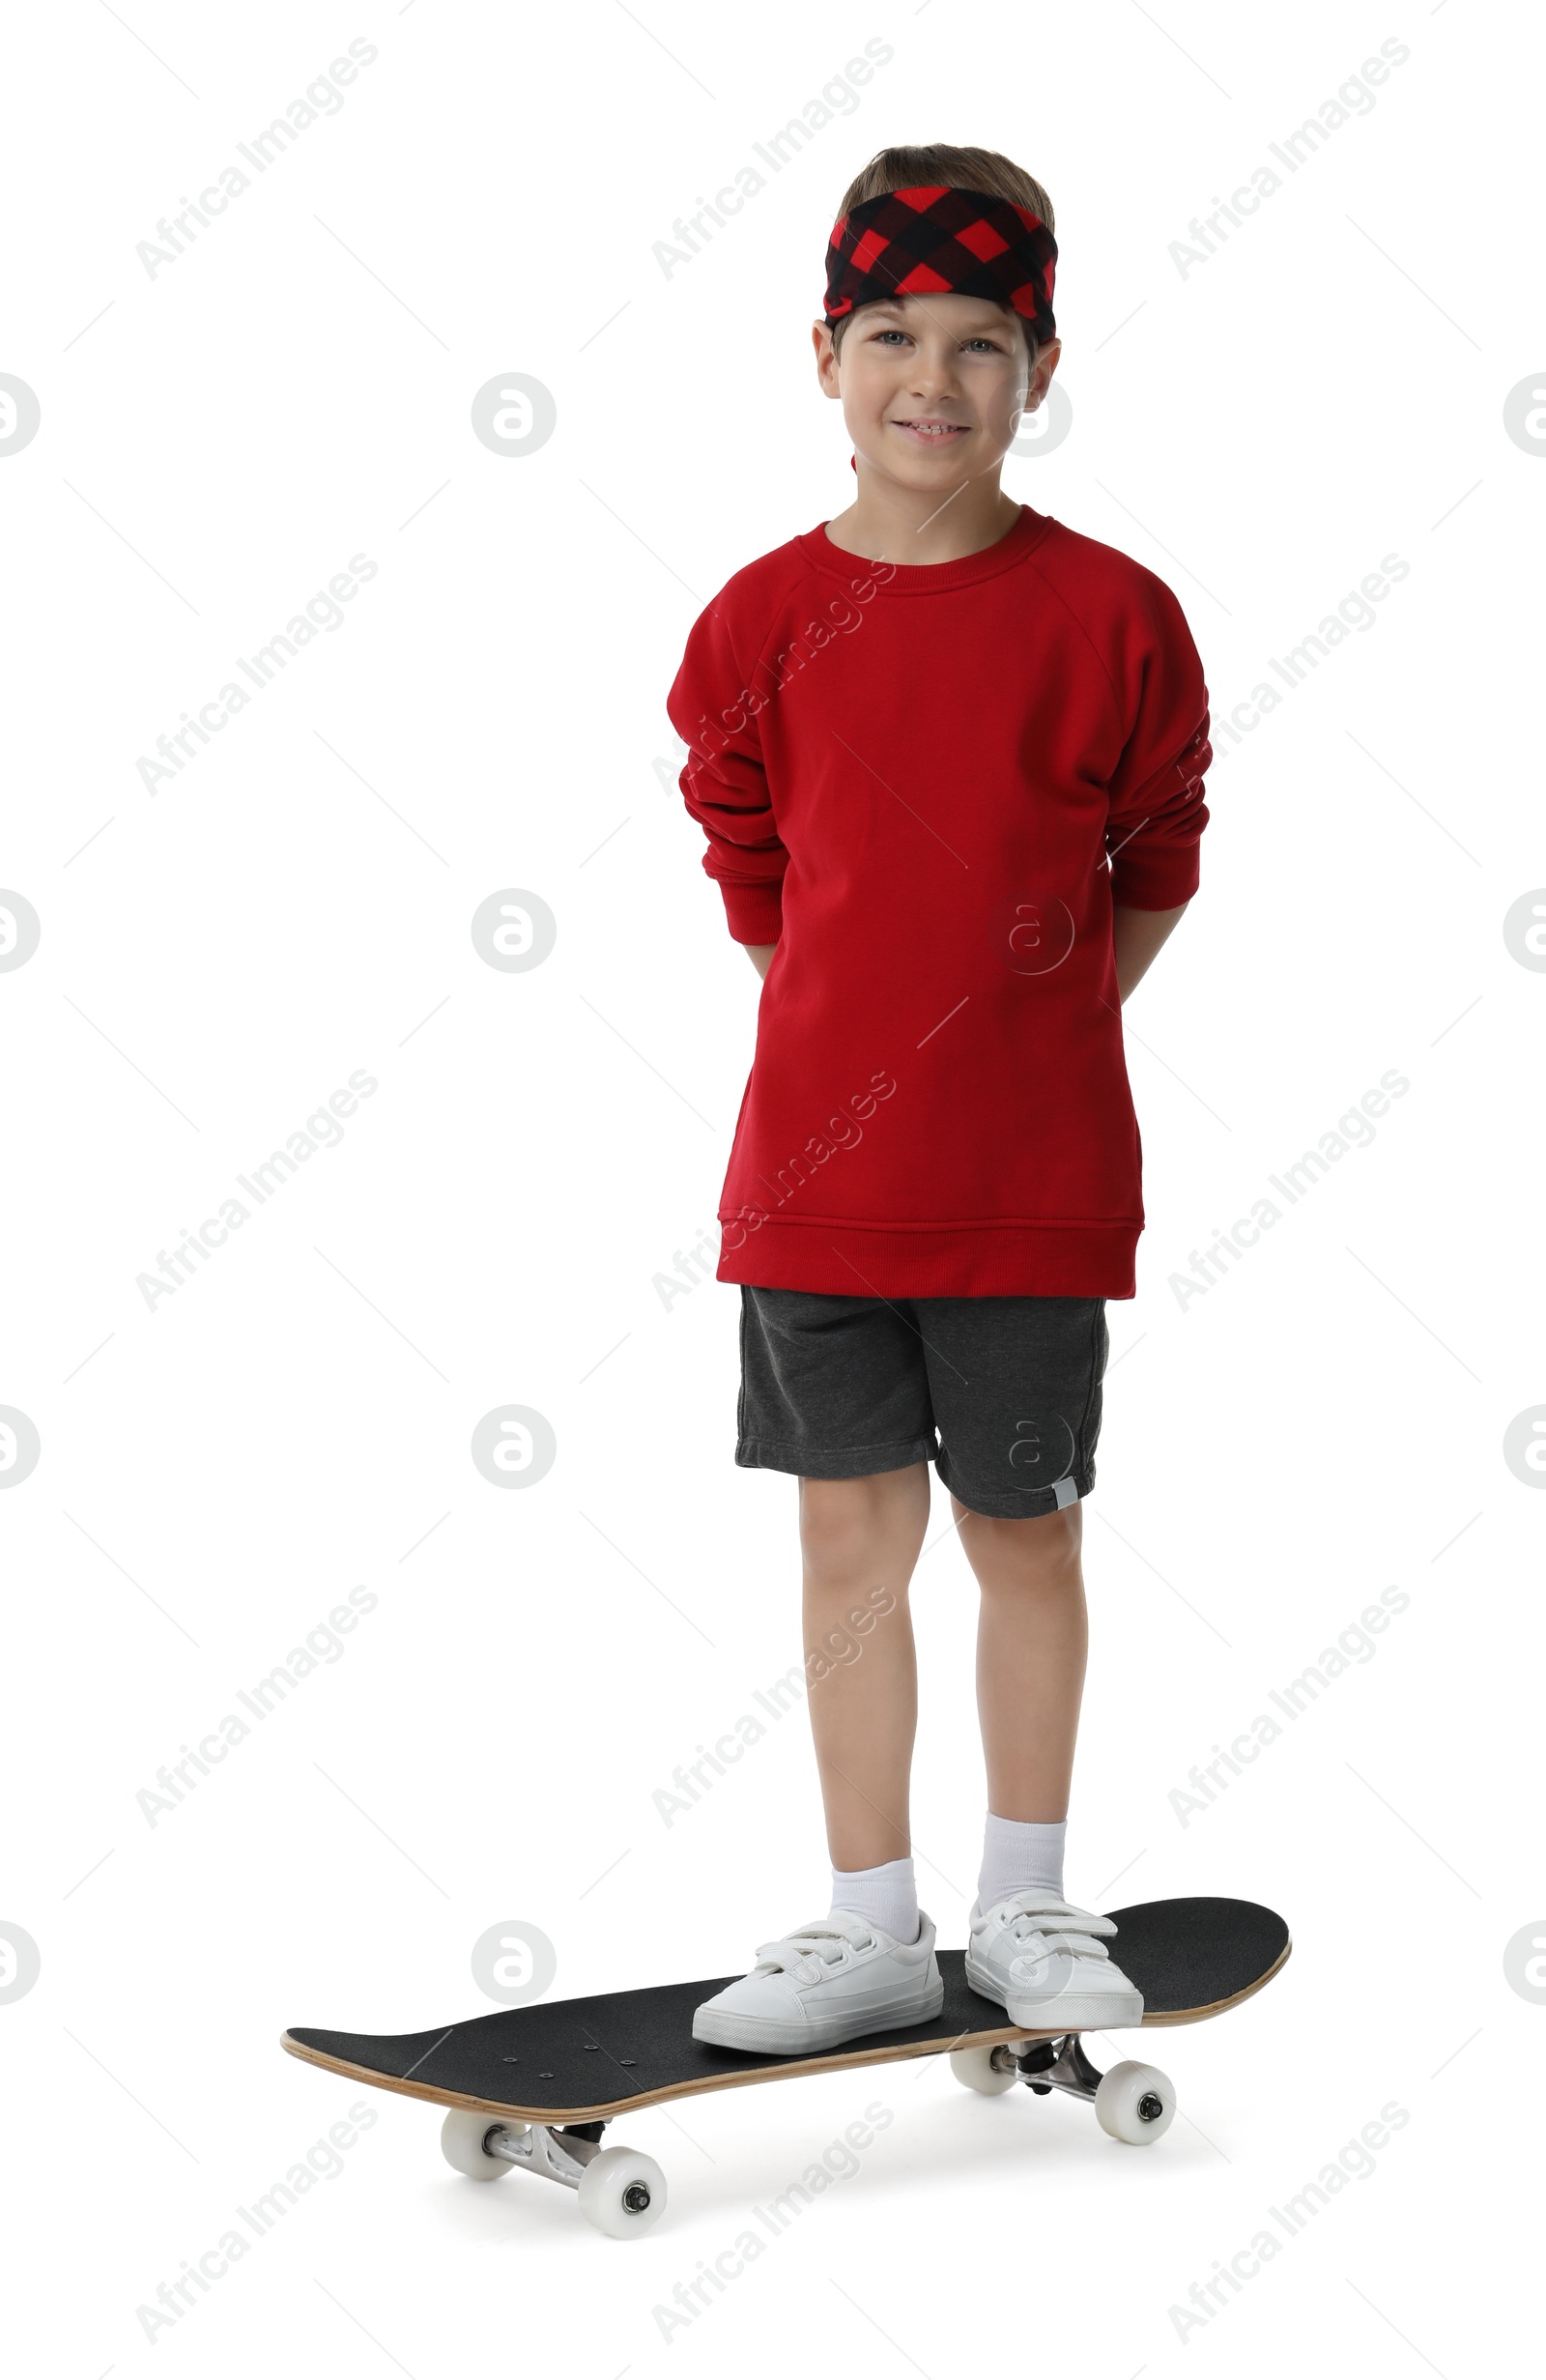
[{"x1": 666, "y1": 146, "x2": 1212, "y2": 2054}]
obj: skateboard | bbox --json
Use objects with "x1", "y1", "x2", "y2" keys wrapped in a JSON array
[{"x1": 282, "y1": 1895, "x2": 1288, "y2": 2237}]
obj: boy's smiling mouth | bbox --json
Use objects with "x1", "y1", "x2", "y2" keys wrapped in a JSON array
[{"x1": 892, "y1": 416, "x2": 971, "y2": 444}]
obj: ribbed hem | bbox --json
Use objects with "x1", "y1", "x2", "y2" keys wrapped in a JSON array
[
  {"x1": 717, "y1": 878, "x2": 785, "y2": 943},
  {"x1": 718, "y1": 1218, "x2": 1138, "y2": 1298},
  {"x1": 1109, "y1": 843, "x2": 1201, "y2": 911}
]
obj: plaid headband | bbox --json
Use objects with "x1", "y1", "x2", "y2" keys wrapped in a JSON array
[{"x1": 822, "y1": 185, "x2": 1057, "y2": 348}]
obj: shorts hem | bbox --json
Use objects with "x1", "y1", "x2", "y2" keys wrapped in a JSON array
[
  {"x1": 735, "y1": 1434, "x2": 936, "y2": 1479},
  {"x1": 937, "y1": 1462, "x2": 1096, "y2": 1520}
]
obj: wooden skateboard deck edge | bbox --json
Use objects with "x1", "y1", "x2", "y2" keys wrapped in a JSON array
[{"x1": 280, "y1": 1933, "x2": 1290, "y2": 2124}]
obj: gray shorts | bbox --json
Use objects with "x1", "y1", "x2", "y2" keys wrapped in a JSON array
[{"x1": 737, "y1": 1287, "x2": 1109, "y2": 1520}]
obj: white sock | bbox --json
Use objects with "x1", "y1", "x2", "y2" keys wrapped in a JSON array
[
  {"x1": 830, "y1": 1855, "x2": 920, "y2": 1944},
  {"x1": 978, "y1": 1812, "x2": 1067, "y2": 1911}
]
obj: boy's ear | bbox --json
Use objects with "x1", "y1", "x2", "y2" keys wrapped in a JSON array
[{"x1": 813, "y1": 319, "x2": 843, "y2": 398}]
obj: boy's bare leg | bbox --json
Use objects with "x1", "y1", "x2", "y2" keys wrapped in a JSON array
[
  {"x1": 799, "y1": 1463, "x2": 930, "y2": 1871},
  {"x1": 950, "y1": 1498, "x2": 1088, "y2": 1821}
]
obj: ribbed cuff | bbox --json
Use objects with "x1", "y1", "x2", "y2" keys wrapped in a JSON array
[{"x1": 718, "y1": 878, "x2": 785, "y2": 944}]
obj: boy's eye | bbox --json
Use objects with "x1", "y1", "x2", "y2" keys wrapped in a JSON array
[{"x1": 870, "y1": 329, "x2": 1003, "y2": 353}]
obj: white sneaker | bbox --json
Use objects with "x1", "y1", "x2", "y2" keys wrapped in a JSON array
[
  {"x1": 693, "y1": 1908, "x2": 944, "y2": 2054},
  {"x1": 965, "y1": 1889, "x2": 1144, "y2": 2030}
]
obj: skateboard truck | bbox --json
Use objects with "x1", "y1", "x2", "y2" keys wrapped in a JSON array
[
  {"x1": 950, "y1": 2032, "x2": 1177, "y2": 2141},
  {"x1": 485, "y1": 2120, "x2": 608, "y2": 2186},
  {"x1": 441, "y1": 2110, "x2": 668, "y2": 2237},
  {"x1": 1001, "y1": 2032, "x2": 1105, "y2": 2100}
]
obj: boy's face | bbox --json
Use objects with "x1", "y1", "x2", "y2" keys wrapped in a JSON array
[{"x1": 813, "y1": 292, "x2": 1059, "y2": 490}]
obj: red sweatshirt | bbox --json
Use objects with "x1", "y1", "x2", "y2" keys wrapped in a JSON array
[{"x1": 666, "y1": 503, "x2": 1212, "y2": 1299}]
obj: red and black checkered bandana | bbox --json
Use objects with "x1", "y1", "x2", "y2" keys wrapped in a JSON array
[{"x1": 822, "y1": 186, "x2": 1057, "y2": 348}]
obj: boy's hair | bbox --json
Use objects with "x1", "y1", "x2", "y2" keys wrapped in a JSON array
[{"x1": 829, "y1": 144, "x2": 1055, "y2": 362}]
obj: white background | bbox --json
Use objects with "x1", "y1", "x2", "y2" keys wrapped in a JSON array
[{"x1": 2, "y1": 0, "x2": 1539, "y2": 2369}]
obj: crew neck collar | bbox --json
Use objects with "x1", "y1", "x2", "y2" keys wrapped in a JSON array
[{"x1": 797, "y1": 502, "x2": 1052, "y2": 592}]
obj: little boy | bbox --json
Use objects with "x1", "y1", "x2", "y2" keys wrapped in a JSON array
[{"x1": 666, "y1": 145, "x2": 1212, "y2": 2054}]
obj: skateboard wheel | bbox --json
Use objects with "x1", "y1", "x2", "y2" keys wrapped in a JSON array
[
  {"x1": 577, "y1": 2145, "x2": 668, "y2": 2238},
  {"x1": 949, "y1": 2046, "x2": 1017, "y2": 2096},
  {"x1": 441, "y1": 2108, "x2": 525, "y2": 2179},
  {"x1": 1095, "y1": 2060, "x2": 1175, "y2": 2145}
]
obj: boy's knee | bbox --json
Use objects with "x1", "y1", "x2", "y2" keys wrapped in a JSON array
[
  {"x1": 798, "y1": 1468, "x2": 925, "y2": 1578},
  {"x1": 957, "y1": 1499, "x2": 1082, "y2": 1572}
]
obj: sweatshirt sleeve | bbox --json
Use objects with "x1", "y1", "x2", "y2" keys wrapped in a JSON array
[
  {"x1": 1103, "y1": 577, "x2": 1213, "y2": 912},
  {"x1": 666, "y1": 598, "x2": 788, "y2": 945}
]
